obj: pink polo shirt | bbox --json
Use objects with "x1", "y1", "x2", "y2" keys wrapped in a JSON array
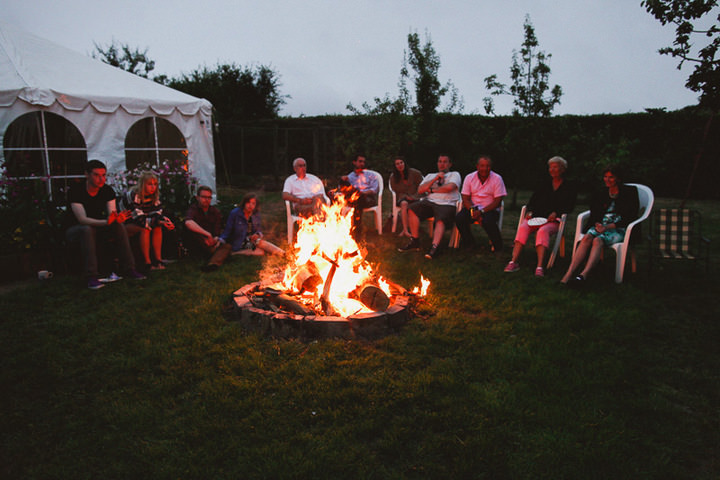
[{"x1": 461, "y1": 171, "x2": 507, "y2": 209}]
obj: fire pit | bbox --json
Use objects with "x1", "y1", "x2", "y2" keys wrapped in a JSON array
[
  {"x1": 229, "y1": 193, "x2": 430, "y2": 340},
  {"x1": 230, "y1": 281, "x2": 417, "y2": 340}
]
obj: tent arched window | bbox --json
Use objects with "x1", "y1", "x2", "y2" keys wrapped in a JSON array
[
  {"x1": 2, "y1": 111, "x2": 87, "y2": 201},
  {"x1": 124, "y1": 117, "x2": 188, "y2": 171}
]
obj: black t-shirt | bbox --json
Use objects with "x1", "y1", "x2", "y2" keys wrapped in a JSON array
[{"x1": 67, "y1": 183, "x2": 116, "y2": 224}]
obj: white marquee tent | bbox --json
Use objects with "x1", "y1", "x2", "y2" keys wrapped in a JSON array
[{"x1": 0, "y1": 20, "x2": 215, "y2": 197}]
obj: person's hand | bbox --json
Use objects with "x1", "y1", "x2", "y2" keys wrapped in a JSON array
[
  {"x1": 204, "y1": 235, "x2": 216, "y2": 247},
  {"x1": 525, "y1": 211, "x2": 533, "y2": 220},
  {"x1": 435, "y1": 172, "x2": 445, "y2": 184},
  {"x1": 340, "y1": 175, "x2": 349, "y2": 182},
  {"x1": 548, "y1": 213, "x2": 557, "y2": 222},
  {"x1": 471, "y1": 208, "x2": 482, "y2": 221},
  {"x1": 595, "y1": 222, "x2": 605, "y2": 233},
  {"x1": 161, "y1": 217, "x2": 175, "y2": 230},
  {"x1": 116, "y1": 210, "x2": 132, "y2": 224},
  {"x1": 107, "y1": 211, "x2": 118, "y2": 225}
]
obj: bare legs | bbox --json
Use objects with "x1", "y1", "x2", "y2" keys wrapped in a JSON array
[
  {"x1": 232, "y1": 239, "x2": 285, "y2": 256},
  {"x1": 399, "y1": 200, "x2": 410, "y2": 236},
  {"x1": 561, "y1": 235, "x2": 604, "y2": 283},
  {"x1": 126, "y1": 224, "x2": 164, "y2": 266}
]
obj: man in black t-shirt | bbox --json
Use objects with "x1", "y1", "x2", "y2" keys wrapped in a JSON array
[{"x1": 66, "y1": 160, "x2": 146, "y2": 289}]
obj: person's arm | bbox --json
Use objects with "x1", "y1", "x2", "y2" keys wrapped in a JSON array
[
  {"x1": 417, "y1": 176, "x2": 436, "y2": 195},
  {"x1": 70, "y1": 203, "x2": 107, "y2": 227},
  {"x1": 483, "y1": 196, "x2": 504, "y2": 213},
  {"x1": 367, "y1": 172, "x2": 379, "y2": 193},
  {"x1": 461, "y1": 193, "x2": 473, "y2": 210}
]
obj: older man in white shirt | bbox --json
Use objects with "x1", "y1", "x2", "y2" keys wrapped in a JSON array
[{"x1": 282, "y1": 157, "x2": 328, "y2": 217}]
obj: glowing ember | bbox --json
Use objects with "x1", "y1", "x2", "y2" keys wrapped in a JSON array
[{"x1": 271, "y1": 193, "x2": 429, "y2": 317}]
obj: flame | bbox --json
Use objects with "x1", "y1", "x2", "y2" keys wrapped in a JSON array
[
  {"x1": 411, "y1": 274, "x2": 430, "y2": 296},
  {"x1": 270, "y1": 193, "x2": 430, "y2": 317},
  {"x1": 274, "y1": 193, "x2": 378, "y2": 317}
]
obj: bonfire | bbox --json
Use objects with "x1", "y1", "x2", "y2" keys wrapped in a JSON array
[{"x1": 270, "y1": 192, "x2": 429, "y2": 317}]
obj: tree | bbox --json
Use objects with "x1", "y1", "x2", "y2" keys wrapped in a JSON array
[
  {"x1": 92, "y1": 40, "x2": 156, "y2": 79},
  {"x1": 167, "y1": 63, "x2": 287, "y2": 122},
  {"x1": 347, "y1": 30, "x2": 463, "y2": 117},
  {"x1": 403, "y1": 31, "x2": 463, "y2": 116},
  {"x1": 642, "y1": 0, "x2": 720, "y2": 203},
  {"x1": 483, "y1": 15, "x2": 562, "y2": 117},
  {"x1": 641, "y1": 0, "x2": 720, "y2": 109}
]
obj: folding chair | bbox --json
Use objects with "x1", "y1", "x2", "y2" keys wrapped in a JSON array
[{"x1": 650, "y1": 208, "x2": 710, "y2": 272}]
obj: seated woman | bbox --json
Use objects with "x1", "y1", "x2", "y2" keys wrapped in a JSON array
[
  {"x1": 560, "y1": 165, "x2": 639, "y2": 285},
  {"x1": 504, "y1": 156, "x2": 577, "y2": 277},
  {"x1": 389, "y1": 156, "x2": 422, "y2": 237},
  {"x1": 202, "y1": 193, "x2": 284, "y2": 271},
  {"x1": 123, "y1": 171, "x2": 175, "y2": 271}
]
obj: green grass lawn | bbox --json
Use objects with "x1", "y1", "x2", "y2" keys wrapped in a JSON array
[{"x1": 1, "y1": 190, "x2": 719, "y2": 479}]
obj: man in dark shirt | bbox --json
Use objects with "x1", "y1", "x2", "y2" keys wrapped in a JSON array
[
  {"x1": 66, "y1": 159, "x2": 145, "y2": 289},
  {"x1": 183, "y1": 186, "x2": 222, "y2": 257}
]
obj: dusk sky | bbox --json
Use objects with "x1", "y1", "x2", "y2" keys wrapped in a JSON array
[{"x1": 3, "y1": 0, "x2": 709, "y2": 116}]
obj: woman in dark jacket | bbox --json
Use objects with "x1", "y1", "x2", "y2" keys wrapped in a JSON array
[
  {"x1": 561, "y1": 166, "x2": 639, "y2": 284},
  {"x1": 504, "y1": 156, "x2": 576, "y2": 276}
]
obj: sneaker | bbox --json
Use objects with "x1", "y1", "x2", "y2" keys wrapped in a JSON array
[
  {"x1": 535, "y1": 267, "x2": 545, "y2": 277},
  {"x1": 201, "y1": 263, "x2": 219, "y2": 272},
  {"x1": 398, "y1": 237, "x2": 421, "y2": 252},
  {"x1": 424, "y1": 244, "x2": 438, "y2": 259},
  {"x1": 504, "y1": 261, "x2": 520, "y2": 273},
  {"x1": 151, "y1": 260, "x2": 167, "y2": 270},
  {"x1": 99, "y1": 272, "x2": 123, "y2": 283},
  {"x1": 126, "y1": 269, "x2": 147, "y2": 280},
  {"x1": 87, "y1": 277, "x2": 105, "y2": 290}
]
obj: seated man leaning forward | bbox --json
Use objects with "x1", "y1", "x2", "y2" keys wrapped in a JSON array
[
  {"x1": 282, "y1": 157, "x2": 328, "y2": 217},
  {"x1": 66, "y1": 159, "x2": 146, "y2": 290},
  {"x1": 183, "y1": 186, "x2": 222, "y2": 257},
  {"x1": 340, "y1": 154, "x2": 379, "y2": 239},
  {"x1": 398, "y1": 154, "x2": 461, "y2": 259},
  {"x1": 455, "y1": 155, "x2": 507, "y2": 253}
]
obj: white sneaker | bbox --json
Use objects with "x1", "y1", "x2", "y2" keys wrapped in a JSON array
[{"x1": 99, "y1": 272, "x2": 123, "y2": 283}]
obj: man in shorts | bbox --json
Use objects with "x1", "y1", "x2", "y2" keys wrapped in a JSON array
[{"x1": 398, "y1": 154, "x2": 461, "y2": 259}]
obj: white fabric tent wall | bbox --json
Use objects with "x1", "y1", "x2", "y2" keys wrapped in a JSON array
[{"x1": 0, "y1": 20, "x2": 216, "y2": 194}]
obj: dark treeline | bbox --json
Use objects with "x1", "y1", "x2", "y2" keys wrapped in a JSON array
[{"x1": 216, "y1": 108, "x2": 719, "y2": 200}]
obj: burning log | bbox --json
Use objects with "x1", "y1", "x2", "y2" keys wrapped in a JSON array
[
  {"x1": 358, "y1": 285, "x2": 390, "y2": 311},
  {"x1": 268, "y1": 293, "x2": 313, "y2": 315},
  {"x1": 320, "y1": 255, "x2": 339, "y2": 316},
  {"x1": 290, "y1": 263, "x2": 322, "y2": 293}
]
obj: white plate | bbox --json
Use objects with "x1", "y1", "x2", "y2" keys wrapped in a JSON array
[{"x1": 527, "y1": 217, "x2": 548, "y2": 227}]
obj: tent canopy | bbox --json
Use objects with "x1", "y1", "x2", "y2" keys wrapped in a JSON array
[{"x1": 0, "y1": 20, "x2": 216, "y2": 196}]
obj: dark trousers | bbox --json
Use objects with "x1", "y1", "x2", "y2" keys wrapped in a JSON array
[
  {"x1": 65, "y1": 223, "x2": 136, "y2": 278},
  {"x1": 351, "y1": 192, "x2": 378, "y2": 240},
  {"x1": 455, "y1": 208, "x2": 503, "y2": 251}
]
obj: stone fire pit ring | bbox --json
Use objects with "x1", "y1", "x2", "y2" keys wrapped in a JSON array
[{"x1": 230, "y1": 282, "x2": 414, "y2": 340}]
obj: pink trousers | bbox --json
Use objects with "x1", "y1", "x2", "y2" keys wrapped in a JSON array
[{"x1": 514, "y1": 219, "x2": 559, "y2": 248}]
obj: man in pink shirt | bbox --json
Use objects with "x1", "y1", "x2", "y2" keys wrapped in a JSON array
[{"x1": 455, "y1": 155, "x2": 507, "y2": 252}]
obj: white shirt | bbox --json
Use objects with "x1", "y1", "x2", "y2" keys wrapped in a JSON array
[
  {"x1": 283, "y1": 173, "x2": 328, "y2": 202},
  {"x1": 424, "y1": 171, "x2": 461, "y2": 206}
]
